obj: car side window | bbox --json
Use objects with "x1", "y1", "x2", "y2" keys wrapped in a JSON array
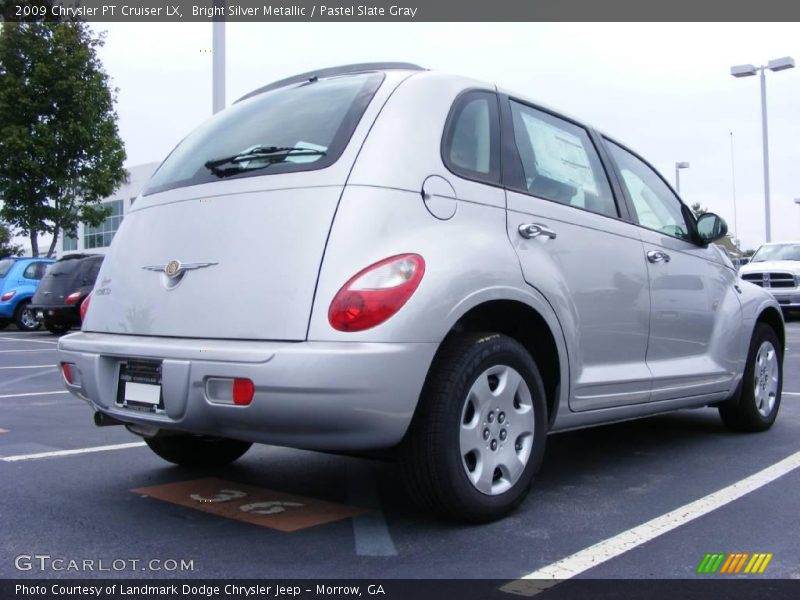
[
  {"x1": 442, "y1": 91, "x2": 500, "y2": 184},
  {"x1": 606, "y1": 141, "x2": 692, "y2": 241},
  {"x1": 508, "y1": 101, "x2": 617, "y2": 218},
  {"x1": 23, "y1": 262, "x2": 46, "y2": 280}
]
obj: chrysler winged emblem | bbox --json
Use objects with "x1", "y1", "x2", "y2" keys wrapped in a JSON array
[{"x1": 142, "y1": 260, "x2": 218, "y2": 289}]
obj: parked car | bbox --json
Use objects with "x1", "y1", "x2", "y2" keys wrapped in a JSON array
[
  {"x1": 0, "y1": 256, "x2": 54, "y2": 331},
  {"x1": 58, "y1": 64, "x2": 785, "y2": 522},
  {"x1": 30, "y1": 254, "x2": 104, "y2": 334},
  {"x1": 738, "y1": 242, "x2": 800, "y2": 314}
]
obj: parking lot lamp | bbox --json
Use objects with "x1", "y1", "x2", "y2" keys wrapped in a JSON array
[
  {"x1": 730, "y1": 56, "x2": 795, "y2": 243},
  {"x1": 675, "y1": 162, "x2": 690, "y2": 194}
]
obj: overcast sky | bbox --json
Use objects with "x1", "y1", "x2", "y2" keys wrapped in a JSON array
[{"x1": 30, "y1": 22, "x2": 800, "y2": 251}]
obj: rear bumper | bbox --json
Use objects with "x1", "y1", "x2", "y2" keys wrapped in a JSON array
[
  {"x1": 0, "y1": 302, "x2": 17, "y2": 318},
  {"x1": 31, "y1": 305, "x2": 80, "y2": 325},
  {"x1": 57, "y1": 332, "x2": 437, "y2": 451}
]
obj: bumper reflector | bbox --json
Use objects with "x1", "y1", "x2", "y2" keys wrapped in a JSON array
[
  {"x1": 233, "y1": 378, "x2": 255, "y2": 406},
  {"x1": 206, "y1": 377, "x2": 254, "y2": 406},
  {"x1": 61, "y1": 362, "x2": 78, "y2": 386}
]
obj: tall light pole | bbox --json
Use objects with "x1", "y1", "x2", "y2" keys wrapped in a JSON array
[
  {"x1": 730, "y1": 56, "x2": 795, "y2": 243},
  {"x1": 729, "y1": 132, "x2": 739, "y2": 246},
  {"x1": 212, "y1": 0, "x2": 226, "y2": 114},
  {"x1": 675, "y1": 161, "x2": 690, "y2": 194}
]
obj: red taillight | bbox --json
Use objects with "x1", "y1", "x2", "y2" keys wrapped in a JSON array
[
  {"x1": 61, "y1": 362, "x2": 75, "y2": 385},
  {"x1": 65, "y1": 291, "x2": 82, "y2": 305},
  {"x1": 232, "y1": 378, "x2": 255, "y2": 406},
  {"x1": 1, "y1": 290, "x2": 15, "y2": 302},
  {"x1": 328, "y1": 254, "x2": 425, "y2": 332},
  {"x1": 79, "y1": 292, "x2": 92, "y2": 322}
]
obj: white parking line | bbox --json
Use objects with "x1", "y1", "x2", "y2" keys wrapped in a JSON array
[
  {"x1": 0, "y1": 365, "x2": 57, "y2": 370},
  {"x1": 0, "y1": 391, "x2": 69, "y2": 399},
  {"x1": 0, "y1": 336, "x2": 58, "y2": 345},
  {"x1": 0, "y1": 349, "x2": 57, "y2": 353},
  {"x1": 1, "y1": 442, "x2": 146, "y2": 463},
  {"x1": 784, "y1": 392, "x2": 800, "y2": 397},
  {"x1": 502, "y1": 449, "x2": 800, "y2": 596}
]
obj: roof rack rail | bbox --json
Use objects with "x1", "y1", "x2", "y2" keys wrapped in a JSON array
[{"x1": 236, "y1": 62, "x2": 425, "y2": 103}]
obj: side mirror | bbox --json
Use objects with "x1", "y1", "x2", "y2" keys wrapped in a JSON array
[{"x1": 696, "y1": 212, "x2": 728, "y2": 244}]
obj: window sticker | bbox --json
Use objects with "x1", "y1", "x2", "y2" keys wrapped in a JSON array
[{"x1": 520, "y1": 112, "x2": 598, "y2": 196}]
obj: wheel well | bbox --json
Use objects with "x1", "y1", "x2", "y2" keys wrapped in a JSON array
[
  {"x1": 757, "y1": 307, "x2": 785, "y2": 352},
  {"x1": 450, "y1": 300, "x2": 561, "y2": 427}
]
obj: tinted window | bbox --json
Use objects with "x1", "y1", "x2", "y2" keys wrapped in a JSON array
[
  {"x1": 0, "y1": 259, "x2": 14, "y2": 277},
  {"x1": 84, "y1": 258, "x2": 103, "y2": 282},
  {"x1": 145, "y1": 73, "x2": 383, "y2": 195},
  {"x1": 49, "y1": 258, "x2": 84, "y2": 277},
  {"x1": 442, "y1": 91, "x2": 500, "y2": 184},
  {"x1": 509, "y1": 101, "x2": 617, "y2": 218},
  {"x1": 607, "y1": 141, "x2": 691, "y2": 240}
]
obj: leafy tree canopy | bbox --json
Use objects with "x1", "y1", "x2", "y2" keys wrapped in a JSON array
[
  {"x1": 0, "y1": 16, "x2": 127, "y2": 257},
  {"x1": 0, "y1": 219, "x2": 24, "y2": 257}
]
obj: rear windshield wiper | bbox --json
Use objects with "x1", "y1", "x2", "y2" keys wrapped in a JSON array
[{"x1": 204, "y1": 145, "x2": 327, "y2": 177}]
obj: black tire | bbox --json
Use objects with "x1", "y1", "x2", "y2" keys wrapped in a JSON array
[
  {"x1": 719, "y1": 323, "x2": 782, "y2": 432},
  {"x1": 44, "y1": 318, "x2": 71, "y2": 335},
  {"x1": 13, "y1": 300, "x2": 40, "y2": 331},
  {"x1": 399, "y1": 332, "x2": 548, "y2": 523},
  {"x1": 0, "y1": 319, "x2": 8, "y2": 330},
  {"x1": 145, "y1": 435, "x2": 252, "y2": 467}
]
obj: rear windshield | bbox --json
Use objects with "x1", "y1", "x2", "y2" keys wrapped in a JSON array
[
  {"x1": 48, "y1": 258, "x2": 85, "y2": 276},
  {"x1": 0, "y1": 259, "x2": 15, "y2": 277},
  {"x1": 144, "y1": 72, "x2": 384, "y2": 195}
]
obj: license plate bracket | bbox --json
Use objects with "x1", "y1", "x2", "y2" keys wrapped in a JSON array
[{"x1": 117, "y1": 359, "x2": 164, "y2": 412}]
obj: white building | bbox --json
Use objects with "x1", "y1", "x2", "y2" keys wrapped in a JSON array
[{"x1": 59, "y1": 162, "x2": 159, "y2": 258}]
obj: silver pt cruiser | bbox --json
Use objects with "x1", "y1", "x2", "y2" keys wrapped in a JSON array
[{"x1": 58, "y1": 63, "x2": 785, "y2": 522}]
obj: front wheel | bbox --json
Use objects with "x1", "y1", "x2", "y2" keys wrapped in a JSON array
[
  {"x1": 14, "y1": 301, "x2": 40, "y2": 332},
  {"x1": 719, "y1": 323, "x2": 782, "y2": 432},
  {"x1": 145, "y1": 435, "x2": 252, "y2": 467},
  {"x1": 400, "y1": 332, "x2": 548, "y2": 523}
]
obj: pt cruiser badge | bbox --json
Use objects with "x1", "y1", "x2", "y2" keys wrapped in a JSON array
[{"x1": 142, "y1": 260, "x2": 218, "y2": 288}]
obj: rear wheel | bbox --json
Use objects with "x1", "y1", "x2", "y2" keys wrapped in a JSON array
[
  {"x1": 14, "y1": 301, "x2": 40, "y2": 331},
  {"x1": 145, "y1": 435, "x2": 252, "y2": 467},
  {"x1": 400, "y1": 332, "x2": 548, "y2": 523},
  {"x1": 43, "y1": 318, "x2": 71, "y2": 335},
  {"x1": 719, "y1": 323, "x2": 782, "y2": 432}
]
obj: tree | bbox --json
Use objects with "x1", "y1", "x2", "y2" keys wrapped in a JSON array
[
  {"x1": 0, "y1": 220, "x2": 24, "y2": 257},
  {"x1": 689, "y1": 202, "x2": 707, "y2": 219},
  {"x1": 0, "y1": 19, "x2": 127, "y2": 257}
]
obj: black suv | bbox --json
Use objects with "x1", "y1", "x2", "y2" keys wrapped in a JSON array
[{"x1": 31, "y1": 254, "x2": 103, "y2": 334}]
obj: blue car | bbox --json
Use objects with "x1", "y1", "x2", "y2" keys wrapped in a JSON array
[{"x1": 0, "y1": 257, "x2": 54, "y2": 331}]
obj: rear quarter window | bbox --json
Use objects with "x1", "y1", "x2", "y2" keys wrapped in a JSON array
[
  {"x1": 144, "y1": 72, "x2": 384, "y2": 195},
  {"x1": 0, "y1": 259, "x2": 15, "y2": 277},
  {"x1": 441, "y1": 90, "x2": 501, "y2": 185}
]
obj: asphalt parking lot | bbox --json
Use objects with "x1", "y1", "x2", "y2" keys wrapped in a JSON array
[{"x1": 1, "y1": 320, "x2": 799, "y2": 583}]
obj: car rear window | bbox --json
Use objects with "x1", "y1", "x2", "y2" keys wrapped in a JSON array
[
  {"x1": 144, "y1": 72, "x2": 384, "y2": 195},
  {"x1": 48, "y1": 258, "x2": 84, "y2": 276},
  {"x1": 0, "y1": 259, "x2": 14, "y2": 277}
]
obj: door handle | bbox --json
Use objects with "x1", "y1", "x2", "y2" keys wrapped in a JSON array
[
  {"x1": 518, "y1": 223, "x2": 557, "y2": 240},
  {"x1": 647, "y1": 250, "x2": 671, "y2": 263}
]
